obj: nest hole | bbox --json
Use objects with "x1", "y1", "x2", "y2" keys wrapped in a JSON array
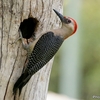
[{"x1": 19, "y1": 17, "x2": 39, "y2": 39}]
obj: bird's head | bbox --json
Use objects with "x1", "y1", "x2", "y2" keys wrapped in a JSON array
[{"x1": 53, "y1": 9, "x2": 77, "y2": 38}]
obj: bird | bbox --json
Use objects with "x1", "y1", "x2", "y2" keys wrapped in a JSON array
[{"x1": 13, "y1": 9, "x2": 77, "y2": 95}]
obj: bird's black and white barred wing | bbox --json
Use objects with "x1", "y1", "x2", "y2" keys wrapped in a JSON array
[{"x1": 27, "y1": 32, "x2": 64, "y2": 74}]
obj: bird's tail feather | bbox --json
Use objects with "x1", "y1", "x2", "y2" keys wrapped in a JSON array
[{"x1": 13, "y1": 71, "x2": 31, "y2": 95}]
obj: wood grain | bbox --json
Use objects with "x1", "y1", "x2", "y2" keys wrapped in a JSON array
[{"x1": 0, "y1": 0, "x2": 62, "y2": 100}]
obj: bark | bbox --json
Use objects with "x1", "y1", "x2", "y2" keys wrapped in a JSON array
[{"x1": 0, "y1": 0, "x2": 62, "y2": 100}]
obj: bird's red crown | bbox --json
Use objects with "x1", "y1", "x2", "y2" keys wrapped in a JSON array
[{"x1": 69, "y1": 17, "x2": 78, "y2": 34}]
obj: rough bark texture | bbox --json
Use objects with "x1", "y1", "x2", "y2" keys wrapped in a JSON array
[{"x1": 0, "y1": 0, "x2": 62, "y2": 100}]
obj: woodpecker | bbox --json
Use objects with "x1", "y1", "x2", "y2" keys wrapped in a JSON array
[{"x1": 13, "y1": 9, "x2": 77, "y2": 95}]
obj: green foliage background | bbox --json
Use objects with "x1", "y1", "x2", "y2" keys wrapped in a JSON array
[
  {"x1": 49, "y1": 0, "x2": 100, "y2": 99},
  {"x1": 82, "y1": 0, "x2": 100, "y2": 99}
]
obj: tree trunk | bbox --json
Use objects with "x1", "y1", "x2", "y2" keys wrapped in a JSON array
[{"x1": 0, "y1": 0, "x2": 62, "y2": 100}]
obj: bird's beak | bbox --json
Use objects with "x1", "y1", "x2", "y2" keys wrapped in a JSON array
[{"x1": 53, "y1": 9, "x2": 64, "y2": 22}]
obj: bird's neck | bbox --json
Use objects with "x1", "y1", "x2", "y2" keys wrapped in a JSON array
[{"x1": 52, "y1": 26, "x2": 72, "y2": 39}]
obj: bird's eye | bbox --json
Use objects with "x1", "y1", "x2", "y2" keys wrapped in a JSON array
[{"x1": 65, "y1": 19, "x2": 71, "y2": 24}]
